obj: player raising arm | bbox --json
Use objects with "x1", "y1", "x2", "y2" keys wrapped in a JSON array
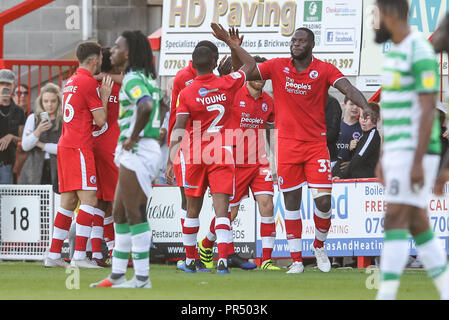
[
  {"x1": 166, "y1": 23, "x2": 256, "y2": 274},
  {"x1": 226, "y1": 26, "x2": 370, "y2": 273}
]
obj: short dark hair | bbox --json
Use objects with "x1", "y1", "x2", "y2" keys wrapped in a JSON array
[
  {"x1": 195, "y1": 40, "x2": 218, "y2": 54},
  {"x1": 101, "y1": 47, "x2": 112, "y2": 73},
  {"x1": 295, "y1": 27, "x2": 315, "y2": 42},
  {"x1": 192, "y1": 46, "x2": 214, "y2": 72},
  {"x1": 366, "y1": 102, "x2": 381, "y2": 123},
  {"x1": 122, "y1": 30, "x2": 156, "y2": 79},
  {"x1": 376, "y1": 0, "x2": 409, "y2": 21},
  {"x1": 253, "y1": 56, "x2": 267, "y2": 63},
  {"x1": 76, "y1": 41, "x2": 101, "y2": 64}
]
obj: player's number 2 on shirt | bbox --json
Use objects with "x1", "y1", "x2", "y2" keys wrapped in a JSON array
[
  {"x1": 318, "y1": 159, "x2": 331, "y2": 173},
  {"x1": 63, "y1": 93, "x2": 74, "y2": 123},
  {"x1": 206, "y1": 104, "x2": 225, "y2": 133}
]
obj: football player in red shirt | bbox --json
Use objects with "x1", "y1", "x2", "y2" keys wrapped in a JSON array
[
  {"x1": 166, "y1": 23, "x2": 256, "y2": 274},
  {"x1": 90, "y1": 47, "x2": 123, "y2": 266},
  {"x1": 45, "y1": 42, "x2": 113, "y2": 268},
  {"x1": 167, "y1": 41, "x2": 223, "y2": 272},
  {"x1": 198, "y1": 56, "x2": 278, "y2": 270},
  {"x1": 230, "y1": 27, "x2": 370, "y2": 273}
]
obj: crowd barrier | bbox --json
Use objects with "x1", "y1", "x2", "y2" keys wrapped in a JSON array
[{"x1": 1, "y1": 180, "x2": 448, "y2": 267}]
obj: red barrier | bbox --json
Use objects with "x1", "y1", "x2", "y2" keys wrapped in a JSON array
[{"x1": 0, "y1": 59, "x2": 78, "y2": 114}]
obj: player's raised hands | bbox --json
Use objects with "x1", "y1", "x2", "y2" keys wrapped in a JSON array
[
  {"x1": 211, "y1": 23, "x2": 231, "y2": 43},
  {"x1": 229, "y1": 26, "x2": 244, "y2": 46},
  {"x1": 218, "y1": 55, "x2": 233, "y2": 76}
]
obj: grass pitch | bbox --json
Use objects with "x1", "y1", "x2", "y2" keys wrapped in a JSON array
[{"x1": 0, "y1": 261, "x2": 439, "y2": 300}]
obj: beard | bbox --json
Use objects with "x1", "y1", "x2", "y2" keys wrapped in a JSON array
[
  {"x1": 374, "y1": 23, "x2": 392, "y2": 44},
  {"x1": 291, "y1": 49, "x2": 310, "y2": 61}
]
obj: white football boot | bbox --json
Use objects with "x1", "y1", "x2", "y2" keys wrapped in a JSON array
[
  {"x1": 112, "y1": 276, "x2": 152, "y2": 289},
  {"x1": 70, "y1": 257, "x2": 103, "y2": 269},
  {"x1": 286, "y1": 261, "x2": 304, "y2": 274},
  {"x1": 311, "y1": 244, "x2": 331, "y2": 272}
]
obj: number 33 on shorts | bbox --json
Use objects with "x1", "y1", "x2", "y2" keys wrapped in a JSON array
[{"x1": 317, "y1": 159, "x2": 331, "y2": 173}]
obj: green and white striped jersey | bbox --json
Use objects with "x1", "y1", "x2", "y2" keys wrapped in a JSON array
[
  {"x1": 118, "y1": 69, "x2": 161, "y2": 142},
  {"x1": 380, "y1": 32, "x2": 441, "y2": 155}
]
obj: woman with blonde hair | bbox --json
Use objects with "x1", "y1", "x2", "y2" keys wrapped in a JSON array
[{"x1": 19, "y1": 83, "x2": 63, "y2": 192}]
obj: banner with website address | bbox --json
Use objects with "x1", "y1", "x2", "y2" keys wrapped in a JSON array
[
  {"x1": 160, "y1": 0, "x2": 363, "y2": 76},
  {"x1": 257, "y1": 181, "x2": 449, "y2": 258},
  {"x1": 147, "y1": 186, "x2": 257, "y2": 259}
]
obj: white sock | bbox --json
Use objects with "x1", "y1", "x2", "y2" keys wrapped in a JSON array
[
  {"x1": 377, "y1": 229, "x2": 409, "y2": 300},
  {"x1": 130, "y1": 223, "x2": 151, "y2": 278},
  {"x1": 415, "y1": 230, "x2": 449, "y2": 299},
  {"x1": 112, "y1": 223, "x2": 131, "y2": 275}
]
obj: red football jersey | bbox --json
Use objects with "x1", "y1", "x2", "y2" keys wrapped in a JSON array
[
  {"x1": 229, "y1": 84, "x2": 275, "y2": 166},
  {"x1": 93, "y1": 81, "x2": 121, "y2": 153},
  {"x1": 59, "y1": 68, "x2": 104, "y2": 149},
  {"x1": 176, "y1": 71, "x2": 246, "y2": 163},
  {"x1": 258, "y1": 57, "x2": 344, "y2": 142},
  {"x1": 168, "y1": 60, "x2": 196, "y2": 146}
]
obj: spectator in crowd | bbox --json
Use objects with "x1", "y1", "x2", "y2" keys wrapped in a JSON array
[
  {"x1": 332, "y1": 97, "x2": 363, "y2": 176},
  {"x1": 437, "y1": 103, "x2": 449, "y2": 163},
  {"x1": 158, "y1": 109, "x2": 170, "y2": 184},
  {"x1": 19, "y1": 83, "x2": 62, "y2": 193},
  {"x1": 333, "y1": 102, "x2": 381, "y2": 179},
  {"x1": 14, "y1": 83, "x2": 30, "y2": 114},
  {"x1": 157, "y1": 77, "x2": 173, "y2": 185},
  {"x1": 326, "y1": 94, "x2": 342, "y2": 169},
  {"x1": 0, "y1": 69, "x2": 26, "y2": 184}
]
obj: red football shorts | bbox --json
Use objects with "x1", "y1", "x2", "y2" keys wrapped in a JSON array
[
  {"x1": 183, "y1": 146, "x2": 235, "y2": 198},
  {"x1": 94, "y1": 149, "x2": 118, "y2": 201},
  {"x1": 57, "y1": 146, "x2": 97, "y2": 193},
  {"x1": 276, "y1": 139, "x2": 332, "y2": 192},
  {"x1": 230, "y1": 164, "x2": 274, "y2": 206}
]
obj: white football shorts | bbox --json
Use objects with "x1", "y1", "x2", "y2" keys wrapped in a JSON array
[
  {"x1": 114, "y1": 138, "x2": 162, "y2": 197},
  {"x1": 382, "y1": 150, "x2": 440, "y2": 209}
]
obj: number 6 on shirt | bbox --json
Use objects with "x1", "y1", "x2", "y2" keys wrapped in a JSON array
[{"x1": 63, "y1": 94, "x2": 75, "y2": 123}]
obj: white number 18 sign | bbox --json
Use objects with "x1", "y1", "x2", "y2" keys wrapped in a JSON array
[{"x1": 1, "y1": 195, "x2": 40, "y2": 242}]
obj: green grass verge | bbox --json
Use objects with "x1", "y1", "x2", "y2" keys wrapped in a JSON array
[{"x1": 0, "y1": 262, "x2": 439, "y2": 300}]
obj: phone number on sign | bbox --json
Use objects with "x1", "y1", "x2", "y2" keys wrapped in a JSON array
[
  {"x1": 164, "y1": 59, "x2": 187, "y2": 70},
  {"x1": 323, "y1": 58, "x2": 354, "y2": 69}
]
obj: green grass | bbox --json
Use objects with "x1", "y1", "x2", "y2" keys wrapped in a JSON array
[{"x1": 0, "y1": 262, "x2": 439, "y2": 300}]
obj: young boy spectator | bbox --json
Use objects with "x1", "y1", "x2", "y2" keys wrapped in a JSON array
[
  {"x1": 333, "y1": 102, "x2": 381, "y2": 179},
  {"x1": 332, "y1": 97, "x2": 363, "y2": 176}
]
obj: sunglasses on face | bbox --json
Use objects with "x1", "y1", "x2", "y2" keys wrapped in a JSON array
[{"x1": 14, "y1": 91, "x2": 28, "y2": 96}]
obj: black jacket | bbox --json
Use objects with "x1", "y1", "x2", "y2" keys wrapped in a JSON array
[
  {"x1": 325, "y1": 95, "x2": 342, "y2": 162},
  {"x1": 333, "y1": 127, "x2": 381, "y2": 179}
]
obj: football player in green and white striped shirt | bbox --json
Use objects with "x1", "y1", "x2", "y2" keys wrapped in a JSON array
[
  {"x1": 433, "y1": 15, "x2": 449, "y2": 194},
  {"x1": 91, "y1": 30, "x2": 163, "y2": 289},
  {"x1": 374, "y1": 0, "x2": 449, "y2": 300}
]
